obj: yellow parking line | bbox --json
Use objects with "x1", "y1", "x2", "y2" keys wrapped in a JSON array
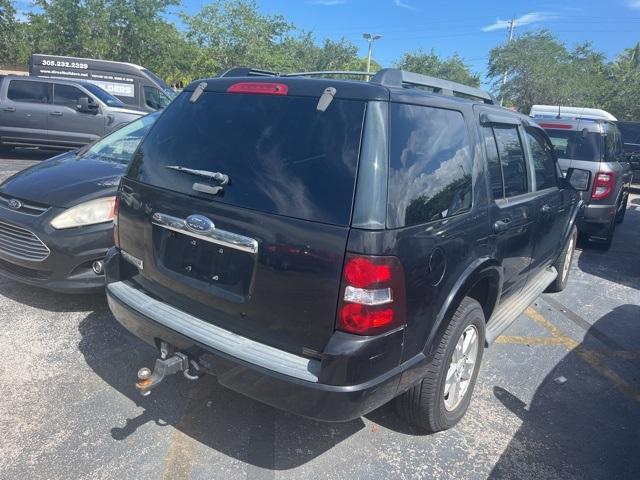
[
  {"x1": 495, "y1": 335, "x2": 566, "y2": 346},
  {"x1": 520, "y1": 306, "x2": 640, "y2": 403}
]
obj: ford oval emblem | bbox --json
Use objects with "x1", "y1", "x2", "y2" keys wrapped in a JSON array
[
  {"x1": 7, "y1": 198, "x2": 22, "y2": 210},
  {"x1": 185, "y1": 214, "x2": 214, "y2": 233}
]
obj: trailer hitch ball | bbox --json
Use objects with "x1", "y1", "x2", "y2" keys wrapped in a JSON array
[{"x1": 135, "y1": 353, "x2": 191, "y2": 396}]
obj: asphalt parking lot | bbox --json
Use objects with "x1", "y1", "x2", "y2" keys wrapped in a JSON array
[{"x1": 1, "y1": 151, "x2": 639, "y2": 480}]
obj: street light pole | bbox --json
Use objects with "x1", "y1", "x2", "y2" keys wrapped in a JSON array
[
  {"x1": 500, "y1": 18, "x2": 515, "y2": 106},
  {"x1": 363, "y1": 33, "x2": 382, "y2": 81}
]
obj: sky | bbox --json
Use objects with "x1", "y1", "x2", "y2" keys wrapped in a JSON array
[
  {"x1": 178, "y1": 0, "x2": 640, "y2": 87},
  {"x1": 13, "y1": 0, "x2": 640, "y2": 87}
]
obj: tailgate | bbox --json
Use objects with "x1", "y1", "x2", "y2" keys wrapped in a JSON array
[
  {"x1": 118, "y1": 179, "x2": 349, "y2": 356},
  {"x1": 118, "y1": 88, "x2": 366, "y2": 356}
]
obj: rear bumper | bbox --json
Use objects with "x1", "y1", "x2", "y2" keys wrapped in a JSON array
[
  {"x1": 578, "y1": 203, "x2": 616, "y2": 235},
  {"x1": 105, "y1": 248, "x2": 415, "y2": 422}
]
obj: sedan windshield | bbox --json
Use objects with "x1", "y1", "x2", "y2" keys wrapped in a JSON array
[{"x1": 82, "y1": 113, "x2": 158, "y2": 163}]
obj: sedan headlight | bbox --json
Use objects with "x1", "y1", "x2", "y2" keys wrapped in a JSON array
[{"x1": 50, "y1": 196, "x2": 116, "y2": 230}]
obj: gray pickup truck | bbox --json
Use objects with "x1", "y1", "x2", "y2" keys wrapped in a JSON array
[
  {"x1": 537, "y1": 117, "x2": 632, "y2": 249},
  {"x1": 0, "y1": 75, "x2": 144, "y2": 151}
]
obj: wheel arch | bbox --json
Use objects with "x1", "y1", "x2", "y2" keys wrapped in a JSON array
[{"x1": 423, "y1": 257, "x2": 502, "y2": 357}]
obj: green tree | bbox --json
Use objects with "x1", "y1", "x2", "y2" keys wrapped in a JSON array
[
  {"x1": 182, "y1": 0, "x2": 292, "y2": 77},
  {"x1": 488, "y1": 30, "x2": 610, "y2": 113},
  {"x1": 605, "y1": 43, "x2": 640, "y2": 120},
  {"x1": 395, "y1": 50, "x2": 480, "y2": 87},
  {"x1": 0, "y1": 0, "x2": 30, "y2": 66}
]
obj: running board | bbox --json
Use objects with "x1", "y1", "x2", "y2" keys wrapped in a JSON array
[{"x1": 485, "y1": 267, "x2": 557, "y2": 345}]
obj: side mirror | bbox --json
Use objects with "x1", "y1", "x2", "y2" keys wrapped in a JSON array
[
  {"x1": 77, "y1": 97, "x2": 98, "y2": 113},
  {"x1": 565, "y1": 168, "x2": 591, "y2": 191}
]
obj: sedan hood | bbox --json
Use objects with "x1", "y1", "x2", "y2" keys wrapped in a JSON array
[{"x1": 0, "y1": 150, "x2": 126, "y2": 208}]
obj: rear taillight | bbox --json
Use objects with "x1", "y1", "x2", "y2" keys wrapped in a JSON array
[
  {"x1": 337, "y1": 254, "x2": 406, "y2": 335},
  {"x1": 227, "y1": 82, "x2": 288, "y2": 95},
  {"x1": 113, "y1": 194, "x2": 120, "y2": 247},
  {"x1": 592, "y1": 171, "x2": 615, "y2": 200}
]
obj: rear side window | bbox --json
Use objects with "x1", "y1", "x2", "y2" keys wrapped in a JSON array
[
  {"x1": 387, "y1": 104, "x2": 472, "y2": 228},
  {"x1": 482, "y1": 127, "x2": 505, "y2": 199},
  {"x1": 130, "y1": 92, "x2": 365, "y2": 225},
  {"x1": 53, "y1": 84, "x2": 83, "y2": 109},
  {"x1": 7, "y1": 80, "x2": 50, "y2": 104},
  {"x1": 492, "y1": 126, "x2": 528, "y2": 197},
  {"x1": 605, "y1": 123, "x2": 623, "y2": 161},
  {"x1": 525, "y1": 127, "x2": 558, "y2": 190}
]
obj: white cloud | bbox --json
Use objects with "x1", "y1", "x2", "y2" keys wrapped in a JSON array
[
  {"x1": 481, "y1": 12, "x2": 558, "y2": 32},
  {"x1": 628, "y1": 0, "x2": 640, "y2": 9},
  {"x1": 393, "y1": 0, "x2": 417, "y2": 11},
  {"x1": 306, "y1": 0, "x2": 345, "y2": 5}
]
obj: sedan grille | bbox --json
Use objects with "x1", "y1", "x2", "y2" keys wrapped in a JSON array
[
  {"x1": 0, "y1": 220, "x2": 50, "y2": 261},
  {"x1": 0, "y1": 193, "x2": 50, "y2": 216}
]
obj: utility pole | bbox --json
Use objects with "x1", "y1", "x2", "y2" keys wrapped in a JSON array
[
  {"x1": 363, "y1": 33, "x2": 382, "y2": 81},
  {"x1": 500, "y1": 18, "x2": 515, "y2": 106}
]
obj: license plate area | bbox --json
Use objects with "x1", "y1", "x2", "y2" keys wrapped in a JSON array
[{"x1": 155, "y1": 228, "x2": 255, "y2": 297}]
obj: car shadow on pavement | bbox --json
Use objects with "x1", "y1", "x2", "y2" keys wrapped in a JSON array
[
  {"x1": 576, "y1": 206, "x2": 640, "y2": 289},
  {"x1": 489, "y1": 304, "x2": 640, "y2": 480},
  {"x1": 0, "y1": 278, "x2": 107, "y2": 312},
  {"x1": 77, "y1": 310, "x2": 366, "y2": 471},
  {"x1": 0, "y1": 147, "x2": 58, "y2": 161}
]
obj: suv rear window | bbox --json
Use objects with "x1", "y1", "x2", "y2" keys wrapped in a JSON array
[
  {"x1": 129, "y1": 92, "x2": 365, "y2": 225},
  {"x1": 545, "y1": 129, "x2": 602, "y2": 162}
]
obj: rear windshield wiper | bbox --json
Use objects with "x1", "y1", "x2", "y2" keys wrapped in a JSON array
[{"x1": 166, "y1": 165, "x2": 229, "y2": 185}]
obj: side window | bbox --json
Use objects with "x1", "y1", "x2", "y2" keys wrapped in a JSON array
[
  {"x1": 605, "y1": 124, "x2": 623, "y2": 160},
  {"x1": 493, "y1": 125, "x2": 528, "y2": 197},
  {"x1": 53, "y1": 84, "x2": 84, "y2": 109},
  {"x1": 482, "y1": 127, "x2": 504, "y2": 199},
  {"x1": 143, "y1": 86, "x2": 171, "y2": 110},
  {"x1": 525, "y1": 127, "x2": 558, "y2": 190},
  {"x1": 7, "y1": 80, "x2": 50, "y2": 104},
  {"x1": 388, "y1": 104, "x2": 473, "y2": 228}
]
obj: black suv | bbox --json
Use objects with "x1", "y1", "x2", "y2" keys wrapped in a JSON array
[{"x1": 105, "y1": 68, "x2": 586, "y2": 432}]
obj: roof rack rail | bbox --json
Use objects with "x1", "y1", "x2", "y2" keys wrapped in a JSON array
[
  {"x1": 218, "y1": 66, "x2": 494, "y2": 104},
  {"x1": 219, "y1": 67, "x2": 279, "y2": 78},
  {"x1": 283, "y1": 71, "x2": 371, "y2": 78},
  {"x1": 372, "y1": 68, "x2": 494, "y2": 104}
]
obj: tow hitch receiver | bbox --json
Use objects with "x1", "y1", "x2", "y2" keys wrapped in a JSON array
[{"x1": 136, "y1": 352, "x2": 198, "y2": 396}]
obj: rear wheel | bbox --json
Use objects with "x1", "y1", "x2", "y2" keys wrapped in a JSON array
[
  {"x1": 546, "y1": 225, "x2": 577, "y2": 293},
  {"x1": 396, "y1": 297, "x2": 485, "y2": 433},
  {"x1": 595, "y1": 215, "x2": 616, "y2": 251}
]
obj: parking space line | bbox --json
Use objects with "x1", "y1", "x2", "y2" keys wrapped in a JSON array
[
  {"x1": 523, "y1": 306, "x2": 640, "y2": 403},
  {"x1": 495, "y1": 335, "x2": 566, "y2": 346}
]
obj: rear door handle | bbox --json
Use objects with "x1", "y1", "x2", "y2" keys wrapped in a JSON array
[
  {"x1": 2, "y1": 107, "x2": 16, "y2": 112},
  {"x1": 493, "y1": 218, "x2": 511, "y2": 234},
  {"x1": 50, "y1": 111, "x2": 63, "y2": 116}
]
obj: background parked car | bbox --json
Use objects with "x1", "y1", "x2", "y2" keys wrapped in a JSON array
[
  {"x1": 618, "y1": 121, "x2": 640, "y2": 185},
  {"x1": 0, "y1": 112, "x2": 158, "y2": 292},
  {"x1": 29, "y1": 54, "x2": 176, "y2": 112},
  {"x1": 0, "y1": 75, "x2": 145, "y2": 152},
  {"x1": 531, "y1": 105, "x2": 632, "y2": 249}
]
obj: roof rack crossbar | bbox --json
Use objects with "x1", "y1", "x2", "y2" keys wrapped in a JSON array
[{"x1": 372, "y1": 68, "x2": 494, "y2": 104}]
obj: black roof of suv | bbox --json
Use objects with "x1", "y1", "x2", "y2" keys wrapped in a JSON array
[{"x1": 104, "y1": 67, "x2": 583, "y2": 433}]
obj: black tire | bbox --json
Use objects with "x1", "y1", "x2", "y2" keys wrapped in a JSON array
[
  {"x1": 396, "y1": 297, "x2": 485, "y2": 433},
  {"x1": 595, "y1": 216, "x2": 616, "y2": 251},
  {"x1": 616, "y1": 196, "x2": 628, "y2": 224},
  {"x1": 546, "y1": 225, "x2": 577, "y2": 293}
]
